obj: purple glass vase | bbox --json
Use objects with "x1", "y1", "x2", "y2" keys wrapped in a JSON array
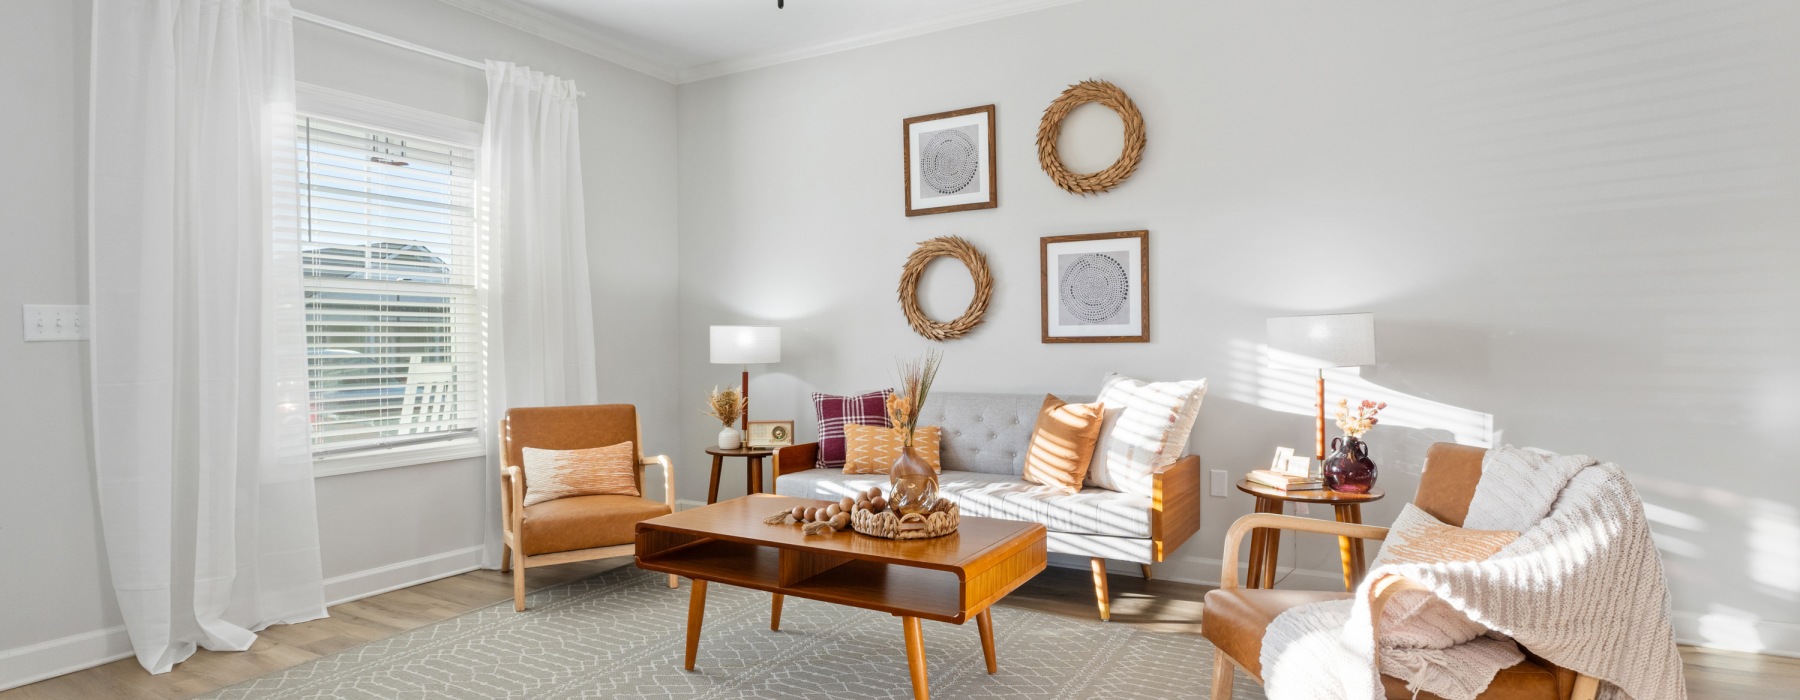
[{"x1": 1323, "y1": 436, "x2": 1378, "y2": 494}]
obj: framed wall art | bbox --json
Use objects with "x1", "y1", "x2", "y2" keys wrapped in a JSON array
[
  {"x1": 903, "y1": 105, "x2": 997, "y2": 216},
  {"x1": 1040, "y1": 230, "x2": 1149, "y2": 343}
]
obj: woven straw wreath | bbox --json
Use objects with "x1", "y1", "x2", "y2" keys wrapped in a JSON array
[
  {"x1": 1036, "y1": 79, "x2": 1146, "y2": 195},
  {"x1": 897, "y1": 236, "x2": 992, "y2": 341}
]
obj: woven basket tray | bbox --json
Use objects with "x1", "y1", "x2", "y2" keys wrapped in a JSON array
[{"x1": 850, "y1": 501, "x2": 959, "y2": 540}]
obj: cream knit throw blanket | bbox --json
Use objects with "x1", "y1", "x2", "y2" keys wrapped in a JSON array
[{"x1": 1260, "y1": 446, "x2": 1686, "y2": 700}]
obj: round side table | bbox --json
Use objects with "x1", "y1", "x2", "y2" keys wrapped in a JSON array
[
  {"x1": 1235, "y1": 479, "x2": 1385, "y2": 591},
  {"x1": 705, "y1": 446, "x2": 777, "y2": 504}
]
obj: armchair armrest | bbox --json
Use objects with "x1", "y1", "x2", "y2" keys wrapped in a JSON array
[
  {"x1": 642, "y1": 455, "x2": 676, "y2": 510},
  {"x1": 1220, "y1": 513, "x2": 1389, "y2": 589},
  {"x1": 503, "y1": 466, "x2": 525, "y2": 541},
  {"x1": 1150, "y1": 455, "x2": 1201, "y2": 561},
  {"x1": 773, "y1": 442, "x2": 820, "y2": 481}
]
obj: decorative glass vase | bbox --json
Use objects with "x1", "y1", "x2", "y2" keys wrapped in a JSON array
[
  {"x1": 887, "y1": 440, "x2": 938, "y2": 516},
  {"x1": 1323, "y1": 436, "x2": 1378, "y2": 493}
]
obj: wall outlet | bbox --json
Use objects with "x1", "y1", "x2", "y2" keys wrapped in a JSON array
[
  {"x1": 1210, "y1": 469, "x2": 1227, "y2": 497},
  {"x1": 22, "y1": 304, "x2": 88, "y2": 341},
  {"x1": 1295, "y1": 503, "x2": 1310, "y2": 516}
]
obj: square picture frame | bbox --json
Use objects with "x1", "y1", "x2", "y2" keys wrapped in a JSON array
[
  {"x1": 1040, "y1": 230, "x2": 1150, "y2": 343},
  {"x1": 746, "y1": 420, "x2": 795, "y2": 448},
  {"x1": 903, "y1": 104, "x2": 997, "y2": 217}
]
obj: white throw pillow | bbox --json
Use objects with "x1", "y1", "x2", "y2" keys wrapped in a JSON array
[{"x1": 1083, "y1": 373, "x2": 1206, "y2": 497}]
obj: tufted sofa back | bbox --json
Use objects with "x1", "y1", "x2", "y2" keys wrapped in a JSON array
[{"x1": 917, "y1": 392, "x2": 1092, "y2": 476}]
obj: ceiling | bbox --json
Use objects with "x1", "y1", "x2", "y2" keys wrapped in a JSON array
[{"x1": 443, "y1": 0, "x2": 1087, "y2": 83}]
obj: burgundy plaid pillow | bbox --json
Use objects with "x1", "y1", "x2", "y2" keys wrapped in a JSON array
[{"x1": 812, "y1": 389, "x2": 892, "y2": 469}]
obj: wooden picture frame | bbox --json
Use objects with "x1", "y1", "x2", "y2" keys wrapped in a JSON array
[
  {"x1": 903, "y1": 105, "x2": 998, "y2": 216},
  {"x1": 1040, "y1": 230, "x2": 1149, "y2": 343},
  {"x1": 746, "y1": 420, "x2": 795, "y2": 448}
]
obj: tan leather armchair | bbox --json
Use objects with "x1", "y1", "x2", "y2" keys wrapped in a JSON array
[
  {"x1": 499, "y1": 404, "x2": 678, "y2": 611},
  {"x1": 1203, "y1": 443, "x2": 1599, "y2": 700}
]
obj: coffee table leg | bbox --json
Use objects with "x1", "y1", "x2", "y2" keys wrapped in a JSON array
[
  {"x1": 684, "y1": 580, "x2": 707, "y2": 671},
  {"x1": 903, "y1": 615, "x2": 929, "y2": 700},
  {"x1": 976, "y1": 608, "x2": 997, "y2": 674},
  {"x1": 770, "y1": 593, "x2": 784, "y2": 631}
]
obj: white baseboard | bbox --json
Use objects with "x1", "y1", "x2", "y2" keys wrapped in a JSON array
[
  {"x1": 323, "y1": 544, "x2": 488, "y2": 606},
  {"x1": 0, "y1": 545, "x2": 490, "y2": 692},
  {"x1": 0, "y1": 625, "x2": 133, "y2": 692},
  {"x1": 1672, "y1": 610, "x2": 1800, "y2": 659}
]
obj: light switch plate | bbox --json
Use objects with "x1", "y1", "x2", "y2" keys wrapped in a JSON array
[
  {"x1": 23, "y1": 305, "x2": 88, "y2": 341},
  {"x1": 1210, "y1": 470, "x2": 1228, "y2": 497}
]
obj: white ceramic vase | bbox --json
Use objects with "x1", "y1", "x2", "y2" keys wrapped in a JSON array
[{"x1": 717, "y1": 425, "x2": 742, "y2": 450}]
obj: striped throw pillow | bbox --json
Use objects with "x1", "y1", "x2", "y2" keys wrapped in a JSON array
[
  {"x1": 843, "y1": 424, "x2": 942, "y2": 474},
  {"x1": 521, "y1": 441, "x2": 639, "y2": 507}
]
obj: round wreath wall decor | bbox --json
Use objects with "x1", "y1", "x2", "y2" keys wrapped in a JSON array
[
  {"x1": 897, "y1": 236, "x2": 993, "y2": 341},
  {"x1": 1035, "y1": 79, "x2": 1146, "y2": 195}
]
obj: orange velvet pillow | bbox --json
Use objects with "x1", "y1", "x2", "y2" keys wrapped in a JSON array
[{"x1": 1022, "y1": 394, "x2": 1106, "y2": 495}]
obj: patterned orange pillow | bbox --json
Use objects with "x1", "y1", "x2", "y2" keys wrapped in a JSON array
[
  {"x1": 842, "y1": 424, "x2": 942, "y2": 474},
  {"x1": 521, "y1": 441, "x2": 639, "y2": 506}
]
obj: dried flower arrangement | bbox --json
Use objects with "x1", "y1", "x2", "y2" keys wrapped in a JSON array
[
  {"x1": 1335, "y1": 398, "x2": 1387, "y2": 439},
  {"x1": 703, "y1": 386, "x2": 746, "y2": 427},
  {"x1": 885, "y1": 349, "x2": 943, "y2": 448}
]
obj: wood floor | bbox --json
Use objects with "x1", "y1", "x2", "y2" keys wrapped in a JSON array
[{"x1": 3, "y1": 562, "x2": 1792, "y2": 699}]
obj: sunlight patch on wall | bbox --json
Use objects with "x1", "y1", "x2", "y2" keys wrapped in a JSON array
[
  {"x1": 1697, "y1": 605, "x2": 1766, "y2": 654},
  {"x1": 1747, "y1": 500, "x2": 1799, "y2": 599},
  {"x1": 1227, "y1": 339, "x2": 1494, "y2": 447}
]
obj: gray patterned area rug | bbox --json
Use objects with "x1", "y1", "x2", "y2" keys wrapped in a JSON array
[{"x1": 203, "y1": 567, "x2": 1267, "y2": 699}]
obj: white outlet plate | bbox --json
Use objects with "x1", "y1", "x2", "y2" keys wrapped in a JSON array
[
  {"x1": 1210, "y1": 469, "x2": 1228, "y2": 497},
  {"x1": 1295, "y1": 503, "x2": 1310, "y2": 516},
  {"x1": 23, "y1": 304, "x2": 88, "y2": 341}
]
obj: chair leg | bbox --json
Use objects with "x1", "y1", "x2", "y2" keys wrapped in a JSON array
[
  {"x1": 1089, "y1": 557, "x2": 1111, "y2": 621},
  {"x1": 500, "y1": 543, "x2": 512, "y2": 573},
  {"x1": 511, "y1": 548, "x2": 527, "y2": 612},
  {"x1": 668, "y1": 574, "x2": 679, "y2": 589},
  {"x1": 1210, "y1": 649, "x2": 1235, "y2": 700}
]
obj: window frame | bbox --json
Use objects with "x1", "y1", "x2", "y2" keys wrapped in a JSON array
[{"x1": 297, "y1": 83, "x2": 487, "y2": 478}]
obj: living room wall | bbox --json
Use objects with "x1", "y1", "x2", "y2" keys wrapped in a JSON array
[
  {"x1": 676, "y1": 0, "x2": 1800, "y2": 655},
  {"x1": 0, "y1": 0, "x2": 681, "y2": 688}
]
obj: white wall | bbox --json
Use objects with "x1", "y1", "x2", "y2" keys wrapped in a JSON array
[
  {"x1": 0, "y1": 0, "x2": 681, "y2": 689},
  {"x1": 677, "y1": 0, "x2": 1800, "y2": 656}
]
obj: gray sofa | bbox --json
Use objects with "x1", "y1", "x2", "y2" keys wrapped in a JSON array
[{"x1": 772, "y1": 392, "x2": 1200, "y2": 620}]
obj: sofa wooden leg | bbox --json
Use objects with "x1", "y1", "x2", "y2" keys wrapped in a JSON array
[
  {"x1": 668, "y1": 574, "x2": 679, "y2": 589},
  {"x1": 1210, "y1": 649, "x2": 1234, "y2": 700},
  {"x1": 1089, "y1": 557, "x2": 1111, "y2": 621},
  {"x1": 511, "y1": 549, "x2": 527, "y2": 612},
  {"x1": 1141, "y1": 563, "x2": 1153, "y2": 580}
]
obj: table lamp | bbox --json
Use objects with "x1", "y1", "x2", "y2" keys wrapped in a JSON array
[
  {"x1": 1266, "y1": 313, "x2": 1376, "y2": 461},
  {"x1": 710, "y1": 326, "x2": 781, "y2": 431}
]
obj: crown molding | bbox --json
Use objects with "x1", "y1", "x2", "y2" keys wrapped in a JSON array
[
  {"x1": 433, "y1": 0, "x2": 680, "y2": 83},
  {"x1": 677, "y1": 0, "x2": 1090, "y2": 83}
]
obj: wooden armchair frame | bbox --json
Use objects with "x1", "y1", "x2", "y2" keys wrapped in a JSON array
[
  {"x1": 1208, "y1": 513, "x2": 1599, "y2": 700},
  {"x1": 498, "y1": 416, "x2": 679, "y2": 612}
]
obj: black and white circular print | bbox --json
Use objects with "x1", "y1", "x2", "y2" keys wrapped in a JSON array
[
  {"x1": 918, "y1": 126, "x2": 981, "y2": 197},
  {"x1": 1058, "y1": 252, "x2": 1131, "y2": 325}
]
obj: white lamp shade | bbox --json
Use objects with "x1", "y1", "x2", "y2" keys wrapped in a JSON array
[
  {"x1": 1266, "y1": 313, "x2": 1375, "y2": 369},
  {"x1": 710, "y1": 325, "x2": 781, "y2": 364}
]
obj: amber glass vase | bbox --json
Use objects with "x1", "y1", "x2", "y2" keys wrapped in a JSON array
[{"x1": 887, "y1": 438, "x2": 938, "y2": 516}]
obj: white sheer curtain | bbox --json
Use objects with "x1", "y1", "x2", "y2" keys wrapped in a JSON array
[
  {"x1": 89, "y1": 0, "x2": 325, "y2": 674},
  {"x1": 477, "y1": 62, "x2": 600, "y2": 566}
]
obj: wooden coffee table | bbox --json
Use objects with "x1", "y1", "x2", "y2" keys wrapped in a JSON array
[{"x1": 635, "y1": 494, "x2": 1048, "y2": 700}]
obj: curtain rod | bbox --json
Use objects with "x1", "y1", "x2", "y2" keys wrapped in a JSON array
[{"x1": 291, "y1": 10, "x2": 586, "y2": 97}]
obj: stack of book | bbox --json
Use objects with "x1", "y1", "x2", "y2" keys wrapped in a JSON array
[{"x1": 1246, "y1": 469, "x2": 1323, "y2": 491}]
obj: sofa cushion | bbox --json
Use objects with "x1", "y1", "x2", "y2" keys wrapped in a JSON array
[
  {"x1": 1022, "y1": 394, "x2": 1106, "y2": 495},
  {"x1": 919, "y1": 392, "x2": 1088, "y2": 475},
  {"x1": 519, "y1": 494, "x2": 670, "y2": 555},
  {"x1": 811, "y1": 389, "x2": 892, "y2": 469},
  {"x1": 774, "y1": 468, "x2": 1151, "y2": 538},
  {"x1": 1086, "y1": 373, "x2": 1206, "y2": 497},
  {"x1": 843, "y1": 424, "x2": 942, "y2": 474}
]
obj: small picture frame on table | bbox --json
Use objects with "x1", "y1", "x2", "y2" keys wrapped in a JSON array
[
  {"x1": 903, "y1": 104, "x2": 997, "y2": 216},
  {"x1": 1270, "y1": 447, "x2": 1296, "y2": 474},
  {"x1": 1282, "y1": 455, "x2": 1314, "y2": 478},
  {"x1": 746, "y1": 420, "x2": 795, "y2": 448}
]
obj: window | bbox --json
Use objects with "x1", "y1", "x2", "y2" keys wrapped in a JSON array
[{"x1": 297, "y1": 109, "x2": 482, "y2": 470}]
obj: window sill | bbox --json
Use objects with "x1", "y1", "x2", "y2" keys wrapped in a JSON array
[{"x1": 312, "y1": 438, "x2": 486, "y2": 478}]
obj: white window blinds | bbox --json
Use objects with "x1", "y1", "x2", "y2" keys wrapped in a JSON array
[{"x1": 298, "y1": 114, "x2": 481, "y2": 457}]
